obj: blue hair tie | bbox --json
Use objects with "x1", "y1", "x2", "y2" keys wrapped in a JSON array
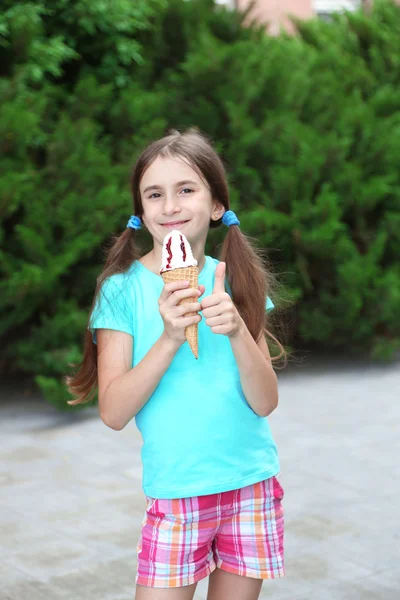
[
  {"x1": 126, "y1": 215, "x2": 142, "y2": 230},
  {"x1": 222, "y1": 210, "x2": 240, "y2": 227}
]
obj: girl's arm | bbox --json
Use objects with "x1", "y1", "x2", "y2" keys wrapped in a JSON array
[
  {"x1": 97, "y1": 329, "x2": 180, "y2": 430},
  {"x1": 97, "y1": 280, "x2": 203, "y2": 430},
  {"x1": 201, "y1": 261, "x2": 278, "y2": 418},
  {"x1": 229, "y1": 322, "x2": 278, "y2": 418}
]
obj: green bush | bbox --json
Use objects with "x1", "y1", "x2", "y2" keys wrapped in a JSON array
[{"x1": 1, "y1": 0, "x2": 399, "y2": 408}]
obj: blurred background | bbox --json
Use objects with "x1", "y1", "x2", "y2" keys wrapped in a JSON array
[{"x1": 1, "y1": 1, "x2": 399, "y2": 598}]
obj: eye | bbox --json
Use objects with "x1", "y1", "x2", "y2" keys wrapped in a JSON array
[
  {"x1": 149, "y1": 192, "x2": 161, "y2": 199},
  {"x1": 180, "y1": 188, "x2": 194, "y2": 195}
]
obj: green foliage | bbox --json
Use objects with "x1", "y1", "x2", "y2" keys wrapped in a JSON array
[{"x1": 1, "y1": 0, "x2": 400, "y2": 408}]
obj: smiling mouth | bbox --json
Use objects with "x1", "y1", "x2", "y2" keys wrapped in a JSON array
[{"x1": 162, "y1": 220, "x2": 189, "y2": 227}]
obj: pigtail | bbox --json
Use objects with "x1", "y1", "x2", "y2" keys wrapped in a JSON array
[
  {"x1": 65, "y1": 330, "x2": 98, "y2": 405},
  {"x1": 66, "y1": 228, "x2": 141, "y2": 405},
  {"x1": 103, "y1": 228, "x2": 141, "y2": 275},
  {"x1": 220, "y1": 226, "x2": 286, "y2": 365}
]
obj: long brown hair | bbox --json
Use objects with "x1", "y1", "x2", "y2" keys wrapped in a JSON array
[{"x1": 66, "y1": 129, "x2": 286, "y2": 405}]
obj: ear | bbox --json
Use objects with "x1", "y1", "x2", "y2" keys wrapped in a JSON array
[{"x1": 211, "y1": 201, "x2": 225, "y2": 222}]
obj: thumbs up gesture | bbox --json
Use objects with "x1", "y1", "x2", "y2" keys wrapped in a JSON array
[{"x1": 200, "y1": 262, "x2": 242, "y2": 337}]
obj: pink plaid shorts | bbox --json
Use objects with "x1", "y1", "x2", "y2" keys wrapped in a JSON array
[{"x1": 136, "y1": 476, "x2": 285, "y2": 588}]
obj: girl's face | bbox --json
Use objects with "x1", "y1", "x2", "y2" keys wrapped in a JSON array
[{"x1": 139, "y1": 155, "x2": 224, "y2": 250}]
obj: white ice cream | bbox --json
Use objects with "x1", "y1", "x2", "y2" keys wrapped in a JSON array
[{"x1": 160, "y1": 230, "x2": 198, "y2": 272}]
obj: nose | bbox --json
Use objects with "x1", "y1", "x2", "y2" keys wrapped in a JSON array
[{"x1": 162, "y1": 194, "x2": 182, "y2": 216}]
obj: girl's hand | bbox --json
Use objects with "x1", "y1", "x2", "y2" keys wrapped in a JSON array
[
  {"x1": 201, "y1": 262, "x2": 242, "y2": 337},
  {"x1": 158, "y1": 280, "x2": 205, "y2": 347}
]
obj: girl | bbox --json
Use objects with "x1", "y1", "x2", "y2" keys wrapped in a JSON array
[{"x1": 67, "y1": 129, "x2": 286, "y2": 600}]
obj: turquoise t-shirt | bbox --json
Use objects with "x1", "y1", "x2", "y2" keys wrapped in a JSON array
[{"x1": 89, "y1": 255, "x2": 280, "y2": 499}]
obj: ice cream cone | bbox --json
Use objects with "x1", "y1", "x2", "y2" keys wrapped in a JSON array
[{"x1": 161, "y1": 266, "x2": 199, "y2": 359}]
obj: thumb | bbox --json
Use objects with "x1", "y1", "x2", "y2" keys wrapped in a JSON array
[{"x1": 213, "y1": 262, "x2": 226, "y2": 294}]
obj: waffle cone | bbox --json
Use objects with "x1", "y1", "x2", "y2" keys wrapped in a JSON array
[{"x1": 161, "y1": 266, "x2": 199, "y2": 358}]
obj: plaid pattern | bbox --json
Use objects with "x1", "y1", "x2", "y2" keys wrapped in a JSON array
[{"x1": 136, "y1": 476, "x2": 285, "y2": 588}]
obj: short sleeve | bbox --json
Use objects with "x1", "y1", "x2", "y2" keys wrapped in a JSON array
[
  {"x1": 266, "y1": 296, "x2": 275, "y2": 312},
  {"x1": 88, "y1": 274, "x2": 134, "y2": 344}
]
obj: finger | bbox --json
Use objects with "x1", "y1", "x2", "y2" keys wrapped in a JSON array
[
  {"x1": 205, "y1": 316, "x2": 225, "y2": 328},
  {"x1": 210, "y1": 325, "x2": 227, "y2": 335},
  {"x1": 174, "y1": 302, "x2": 202, "y2": 317},
  {"x1": 163, "y1": 287, "x2": 201, "y2": 308},
  {"x1": 213, "y1": 262, "x2": 226, "y2": 294},
  {"x1": 198, "y1": 284, "x2": 206, "y2": 297},
  {"x1": 202, "y1": 304, "x2": 224, "y2": 319},
  {"x1": 201, "y1": 293, "x2": 227, "y2": 310},
  {"x1": 159, "y1": 280, "x2": 189, "y2": 303},
  {"x1": 179, "y1": 313, "x2": 202, "y2": 328}
]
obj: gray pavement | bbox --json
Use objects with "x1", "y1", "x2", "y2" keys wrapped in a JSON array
[{"x1": 1, "y1": 354, "x2": 399, "y2": 599}]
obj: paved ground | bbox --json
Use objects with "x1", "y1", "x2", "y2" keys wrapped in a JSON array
[{"x1": 1, "y1": 353, "x2": 399, "y2": 600}]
